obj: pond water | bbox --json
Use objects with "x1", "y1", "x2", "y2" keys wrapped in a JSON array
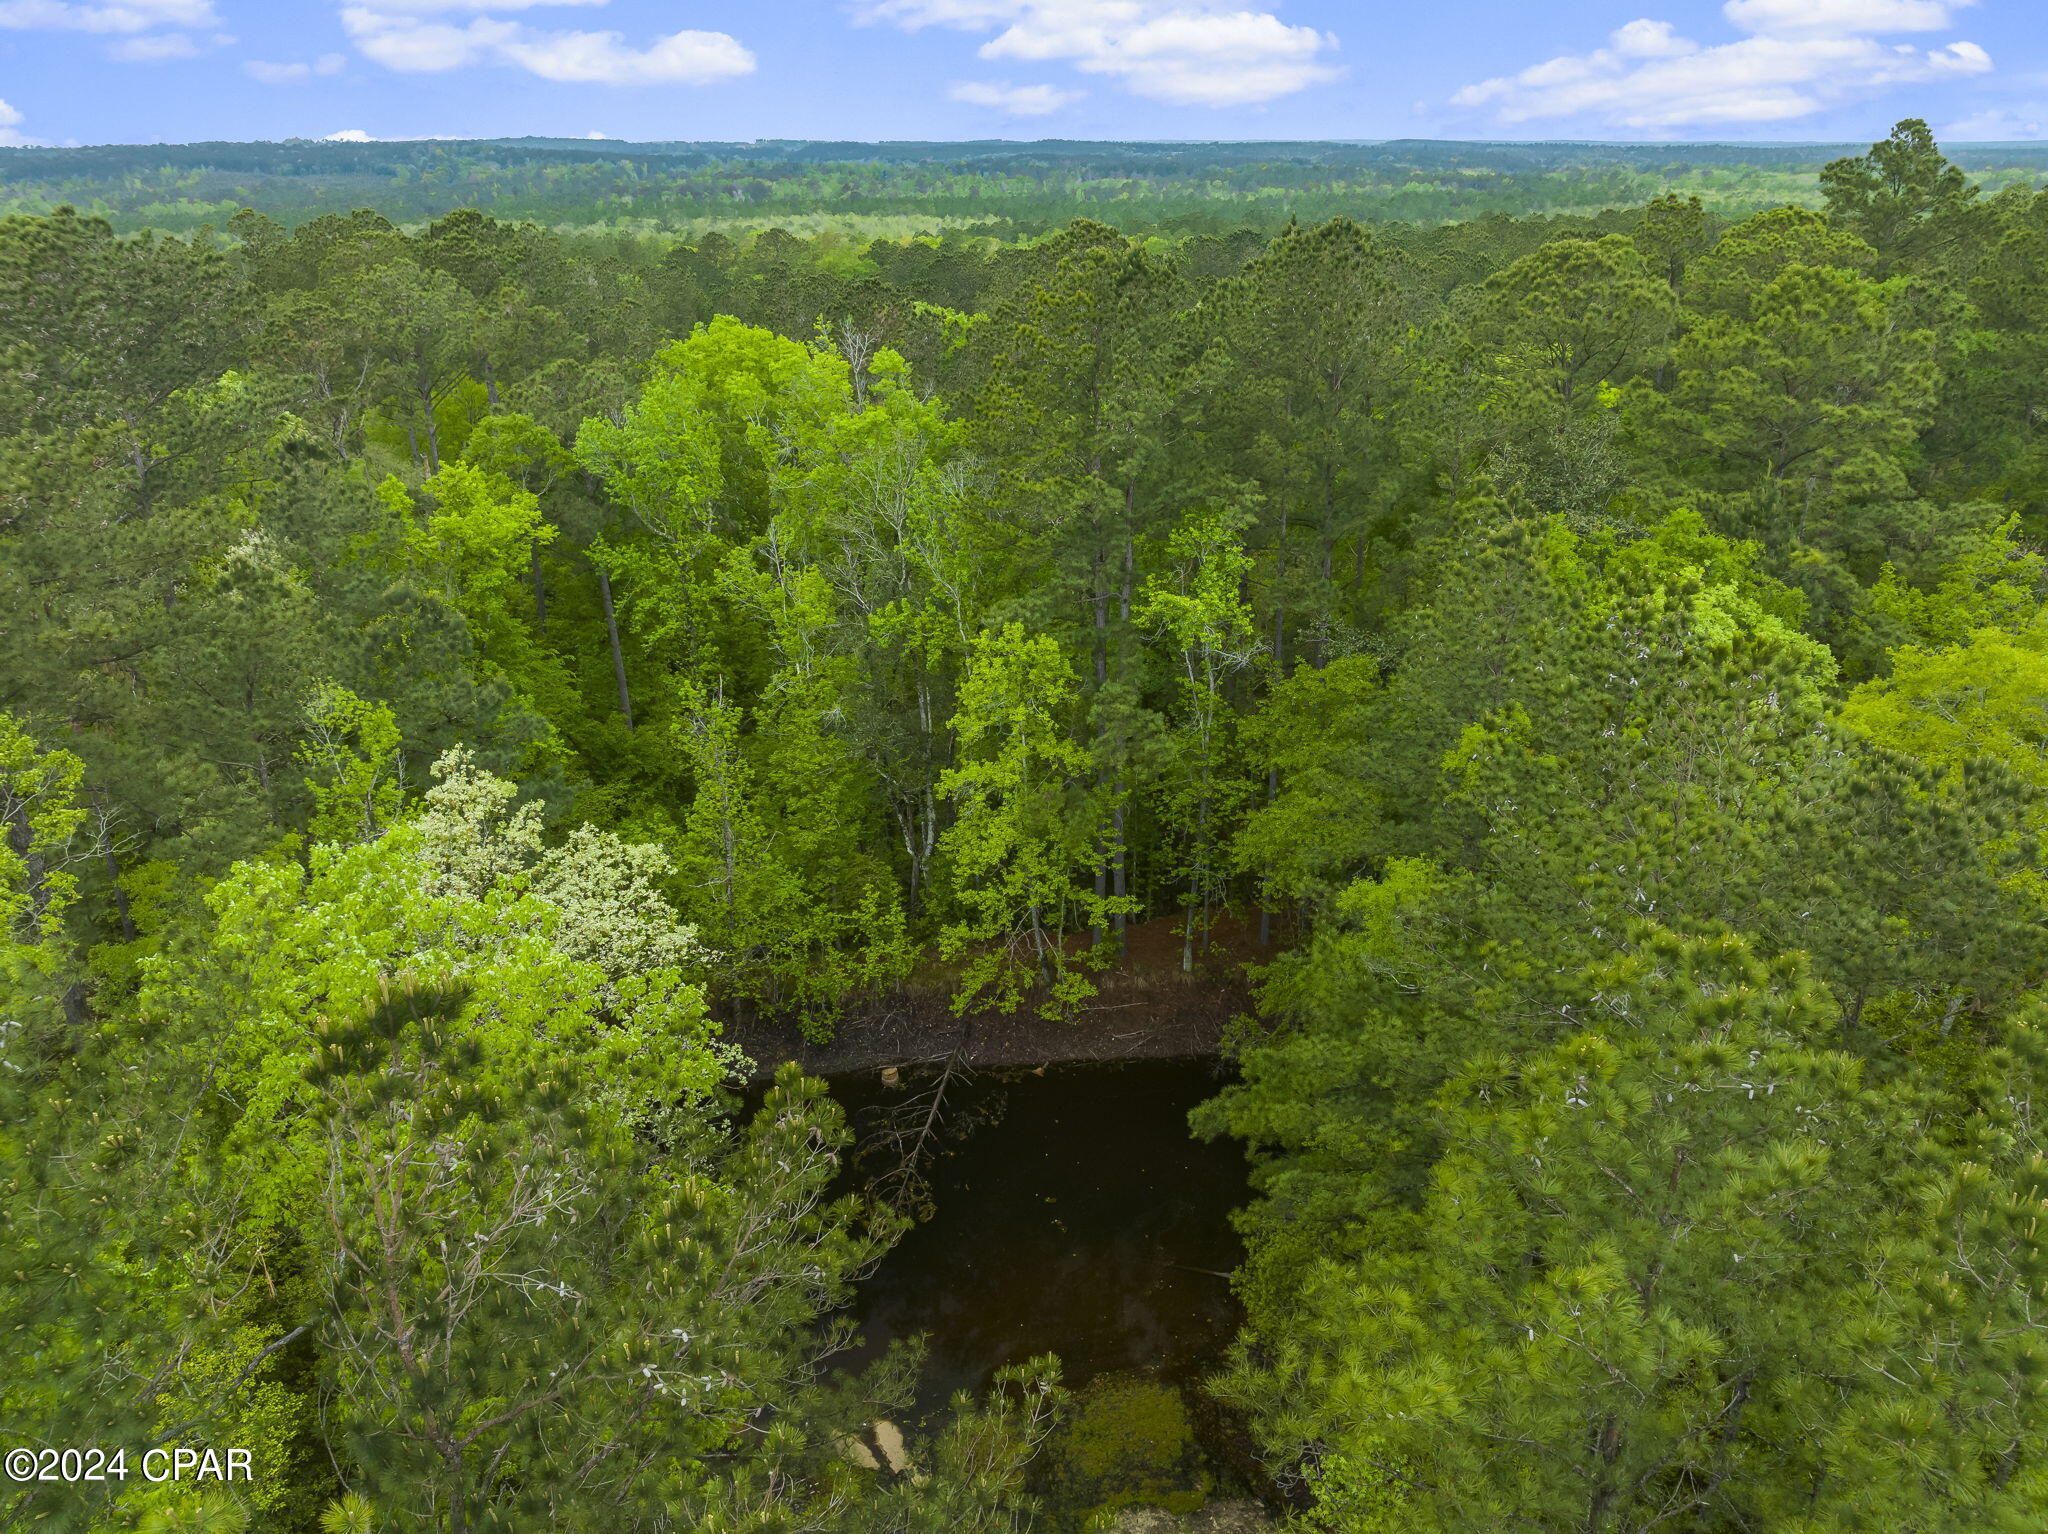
[{"x1": 831, "y1": 1057, "x2": 1251, "y2": 1405}]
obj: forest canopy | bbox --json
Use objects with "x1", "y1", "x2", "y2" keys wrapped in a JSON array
[
  {"x1": 8, "y1": 130, "x2": 2048, "y2": 239},
  {"x1": 2, "y1": 116, "x2": 2046, "y2": 1531}
]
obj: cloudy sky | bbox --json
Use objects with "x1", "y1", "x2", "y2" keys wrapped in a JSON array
[{"x1": 0, "y1": 0, "x2": 2041, "y2": 148}]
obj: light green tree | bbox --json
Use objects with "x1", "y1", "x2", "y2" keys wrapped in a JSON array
[
  {"x1": 1136, "y1": 508, "x2": 1259, "y2": 968},
  {"x1": 938, "y1": 624, "x2": 1131, "y2": 1019},
  {"x1": 298, "y1": 682, "x2": 406, "y2": 846},
  {"x1": 1840, "y1": 616, "x2": 2048, "y2": 908}
]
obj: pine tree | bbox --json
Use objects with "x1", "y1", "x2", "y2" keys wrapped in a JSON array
[
  {"x1": 1821, "y1": 118, "x2": 1979, "y2": 266},
  {"x1": 309, "y1": 981, "x2": 890, "y2": 1532},
  {"x1": 1253, "y1": 929, "x2": 1962, "y2": 1534}
]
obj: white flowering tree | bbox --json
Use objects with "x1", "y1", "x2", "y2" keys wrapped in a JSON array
[{"x1": 116, "y1": 751, "x2": 894, "y2": 1531}]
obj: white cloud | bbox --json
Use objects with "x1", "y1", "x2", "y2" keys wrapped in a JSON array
[
  {"x1": 0, "y1": 0, "x2": 216, "y2": 33},
  {"x1": 246, "y1": 51, "x2": 346, "y2": 82},
  {"x1": 1937, "y1": 104, "x2": 2046, "y2": 139},
  {"x1": 340, "y1": 3, "x2": 753, "y2": 84},
  {"x1": 108, "y1": 27, "x2": 232, "y2": 58},
  {"x1": 0, "y1": 94, "x2": 35, "y2": 145},
  {"x1": 498, "y1": 27, "x2": 754, "y2": 83},
  {"x1": 858, "y1": 0, "x2": 1339, "y2": 107},
  {"x1": 1452, "y1": 0, "x2": 1991, "y2": 128},
  {"x1": 354, "y1": 0, "x2": 607, "y2": 9},
  {"x1": 1609, "y1": 19, "x2": 1695, "y2": 59},
  {"x1": 342, "y1": 11, "x2": 514, "y2": 70},
  {"x1": 108, "y1": 27, "x2": 188, "y2": 55},
  {"x1": 320, "y1": 127, "x2": 474, "y2": 139},
  {"x1": 0, "y1": 0, "x2": 226, "y2": 67},
  {"x1": 1720, "y1": 0, "x2": 1964, "y2": 35},
  {"x1": 949, "y1": 78, "x2": 1082, "y2": 113}
]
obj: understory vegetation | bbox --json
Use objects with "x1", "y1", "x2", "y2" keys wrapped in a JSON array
[{"x1": 3, "y1": 118, "x2": 2046, "y2": 1530}]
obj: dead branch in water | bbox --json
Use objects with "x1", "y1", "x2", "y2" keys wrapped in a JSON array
[{"x1": 860, "y1": 1048, "x2": 976, "y2": 1221}]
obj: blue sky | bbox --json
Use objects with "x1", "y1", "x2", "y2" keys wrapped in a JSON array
[{"x1": 2, "y1": 0, "x2": 2044, "y2": 149}]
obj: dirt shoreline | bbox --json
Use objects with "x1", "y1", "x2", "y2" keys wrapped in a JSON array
[
  {"x1": 725, "y1": 981, "x2": 1240, "y2": 1080},
  {"x1": 724, "y1": 915, "x2": 1272, "y2": 1081}
]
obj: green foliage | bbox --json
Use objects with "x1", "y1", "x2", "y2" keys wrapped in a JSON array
[
  {"x1": 1233, "y1": 655, "x2": 1382, "y2": 907},
  {"x1": 1821, "y1": 117, "x2": 1980, "y2": 261},
  {"x1": 1473, "y1": 234, "x2": 1676, "y2": 408},
  {"x1": 1680, "y1": 205, "x2": 1875, "y2": 317},
  {"x1": 937, "y1": 624, "x2": 1131, "y2": 1019},
  {"x1": 1270, "y1": 930, "x2": 1897, "y2": 1531},
  {"x1": 1859, "y1": 511, "x2": 2046, "y2": 648},
  {"x1": 1206, "y1": 477, "x2": 2046, "y2": 1528},
  {"x1": 298, "y1": 683, "x2": 405, "y2": 846},
  {"x1": 15, "y1": 136, "x2": 2043, "y2": 241},
  {"x1": 1841, "y1": 618, "x2": 2048, "y2": 906},
  {"x1": 307, "y1": 980, "x2": 886, "y2": 1531},
  {"x1": 1136, "y1": 508, "x2": 1259, "y2": 967},
  {"x1": 0, "y1": 713, "x2": 86, "y2": 952},
  {"x1": 669, "y1": 677, "x2": 910, "y2": 1033},
  {"x1": 6, "y1": 115, "x2": 2048, "y2": 1531}
]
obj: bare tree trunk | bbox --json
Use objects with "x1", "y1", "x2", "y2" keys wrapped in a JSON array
[{"x1": 91, "y1": 791, "x2": 136, "y2": 943}]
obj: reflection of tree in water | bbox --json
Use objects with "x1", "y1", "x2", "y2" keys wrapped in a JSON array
[{"x1": 853, "y1": 1051, "x2": 1008, "y2": 1222}]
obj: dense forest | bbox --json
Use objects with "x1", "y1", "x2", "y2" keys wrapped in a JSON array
[
  {"x1": 9, "y1": 132, "x2": 2048, "y2": 239},
  {"x1": 3, "y1": 116, "x2": 2047, "y2": 1530}
]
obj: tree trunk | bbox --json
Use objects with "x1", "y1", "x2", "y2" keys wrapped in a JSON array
[
  {"x1": 1111, "y1": 802, "x2": 1128, "y2": 949},
  {"x1": 597, "y1": 567, "x2": 634, "y2": 731},
  {"x1": 5, "y1": 803, "x2": 52, "y2": 931},
  {"x1": 1093, "y1": 770, "x2": 1109, "y2": 949},
  {"x1": 419, "y1": 378, "x2": 441, "y2": 473},
  {"x1": 1272, "y1": 506, "x2": 1290, "y2": 677},
  {"x1": 92, "y1": 792, "x2": 136, "y2": 943},
  {"x1": 1258, "y1": 765, "x2": 1278, "y2": 947},
  {"x1": 1092, "y1": 546, "x2": 1109, "y2": 687}
]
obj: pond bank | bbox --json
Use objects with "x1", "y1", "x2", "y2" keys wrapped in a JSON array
[{"x1": 727, "y1": 913, "x2": 1271, "y2": 1080}]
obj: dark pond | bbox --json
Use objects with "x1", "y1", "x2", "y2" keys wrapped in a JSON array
[{"x1": 831, "y1": 1058, "x2": 1251, "y2": 1404}]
